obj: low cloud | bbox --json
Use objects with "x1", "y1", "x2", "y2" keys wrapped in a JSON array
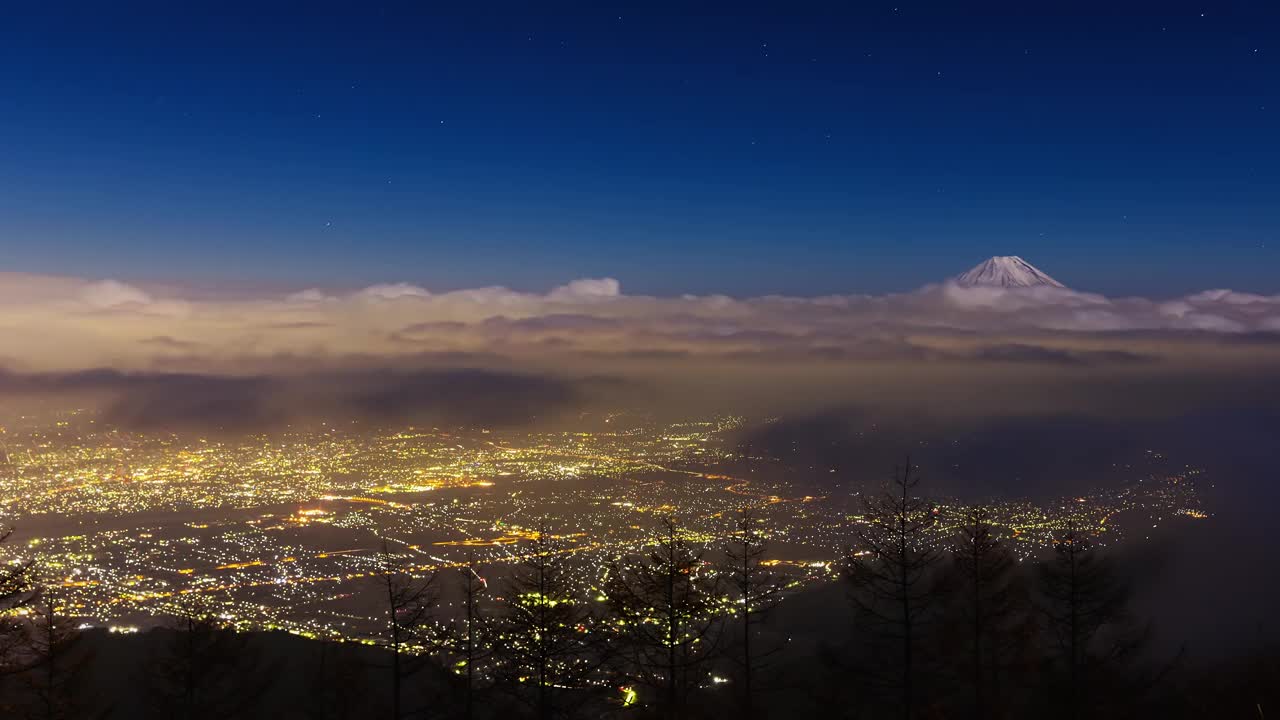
[
  {"x1": 81, "y1": 279, "x2": 154, "y2": 308},
  {"x1": 547, "y1": 277, "x2": 622, "y2": 302},
  {"x1": 0, "y1": 366, "x2": 614, "y2": 433},
  {"x1": 3, "y1": 271, "x2": 1279, "y2": 372},
  {"x1": 972, "y1": 343, "x2": 1154, "y2": 366},
  {"x1": 1, "y1": 269, "x2": 1279, "y2": 429},
  {"x1": 735, "y1": 405, "x2": 1280, "y2": 500}
]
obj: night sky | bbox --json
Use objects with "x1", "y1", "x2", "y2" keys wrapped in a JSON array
[{"x1": 2, "y1": 1, "x2": 1276, "y2": 296}]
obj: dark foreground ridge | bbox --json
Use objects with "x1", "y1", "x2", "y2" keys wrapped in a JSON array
[
  {"x1": 0, "y1": 600, "x2": 1276, "y2": 720},
  {"x1": 2, "y1": 478, "x2": 1278, "y2": 720}
]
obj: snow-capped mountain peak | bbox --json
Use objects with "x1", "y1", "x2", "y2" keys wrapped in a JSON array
[{"x1": 953, "y1": 256, "x2": 1066, "y2": 289}]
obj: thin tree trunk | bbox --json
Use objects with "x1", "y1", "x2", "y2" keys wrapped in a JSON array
[
  {"x1": 387, "y1": 574, "x2": 401, "y2": 720},
  {"x1": 900, "y1": 472, "x2": 913, "y2": 720},
  {"x1": 185, "y1": 616, "x2": 196, "y2": 719},
  {"x1": 973, "y1": 540, "x2": 984, "y2": 720},
  {"x1": 1068, "y1": 540, "x2": 1079, "y2": 720},
  {"x1": 465, "y1": 566, "x2": 475, "y2": 720},
  {"x1": 743, "y1": 547, "x2": 753, "y2": 720},
  {"x1": 44, "y1": 601, "x2": 56, "y2": 720},
  {"x1": 667, "y1": 528, "x2": 678, "y2": 720}
]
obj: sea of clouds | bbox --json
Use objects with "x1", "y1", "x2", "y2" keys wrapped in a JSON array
[
  {"x1": 2, "y1": 270, "x2": 1279, "y2": 373},
  {"x1": 2, "y1": 270, "x2": 1278, "y2": 431}
]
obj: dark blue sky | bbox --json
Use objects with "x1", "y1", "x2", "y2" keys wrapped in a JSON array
[{"x1": 1, "y1": 1, "x2": 1276, "y2": 296}]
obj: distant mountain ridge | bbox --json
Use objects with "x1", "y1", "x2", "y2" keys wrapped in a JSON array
[{"x1": 953, "y1": 256, "x2": 1066, "y2": 289}]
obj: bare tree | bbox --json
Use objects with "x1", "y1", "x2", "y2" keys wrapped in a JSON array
[
  {"x1": 724, "y1": 507, "x2": 786, "y2": 720},
  {"x1": 144, "y1": 605, "x2": 272, "y2": 720},
  {"x1": 491, "y1": 524, "x2": 600, "y2": 720},
  {"x1": 607, "y1": 516, "x2": 722, "y2": 720},
  {"x1": 845, "y1": 458, "x2": 942, "y2": 720},
  {"x1": 373, "y1": 541, "x2": 439, "y2": 720},
  {"x1": 942, "y1": 506, "x2": 1033, "y2": 720},
  {"x1": 0, "y1": 527, "x2": 37, "y2": 713},
  {"x1": 20, "y1": 587, "x2": 105, "y2": 720},
  {"x1": 443, "y1": 556, "x2": 491, "y2": 720},
  {"x1": 1035, "y1": 528, "x2": 1148, "y2": 720}
]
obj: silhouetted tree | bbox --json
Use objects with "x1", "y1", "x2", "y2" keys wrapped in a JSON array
[
  {"x1": 20, "y1": 587, "x2": 105, "y2": 720},
  {"x1": 607, "y1": 516, "x2": 722, "y2": 720},
  {"x1": 844, "y1": 458, "x2": 942, "y2": 720},
  {"x1": 373, "y1": 541, "x2": 439, "y2": 720},
  {"x1": 724, "y1": 507, "x2": 786, "y2": 720},
  {"x1": 144, "y1": 606, "x2": 271, "y2": 720},
  {"x1": 443, "y1": 557, "x2": 491, "y2": 720},
  {"x1": 0, "y1": 527, "x2": 37, "y2": 714},
  {"x1": 491, "y1": 525, "x2": 600, "y2": 720},
  {"x1": 1035, "y1": 528, "x2": 1148, "y2": 720},
  {"x1": 941, "y1": 506, "x2": 1033, "y2": 720}
]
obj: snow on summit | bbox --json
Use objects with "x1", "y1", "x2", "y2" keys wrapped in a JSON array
[{"x1": 953, "y1": 256, "x2": 1066, "y2": 289}]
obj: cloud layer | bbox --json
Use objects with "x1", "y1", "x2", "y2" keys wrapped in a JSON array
[
  {"x1": 2, "y1": 270, "x2": 1279, "y2": 430},
  {"x1": 2, "y1": 270, "x2": 1278, "y2": 370}
]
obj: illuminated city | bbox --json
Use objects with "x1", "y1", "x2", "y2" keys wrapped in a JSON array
[{"x1": 0, "y1": 411, "x2": 1206, "y2": 644}]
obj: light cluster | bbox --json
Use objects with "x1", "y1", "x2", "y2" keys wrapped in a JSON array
[{"x1": 0, "y1": 413, "x2": 1205, "y2": 645}]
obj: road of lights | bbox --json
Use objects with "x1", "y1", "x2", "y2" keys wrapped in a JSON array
[{"x1": 0, "y1": 413, "x2": 1206, "y2": 646}]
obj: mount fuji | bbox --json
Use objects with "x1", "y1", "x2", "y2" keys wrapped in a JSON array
[{"x1": 953, "y1": 256, "x2": 1066, "y2": 289}]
